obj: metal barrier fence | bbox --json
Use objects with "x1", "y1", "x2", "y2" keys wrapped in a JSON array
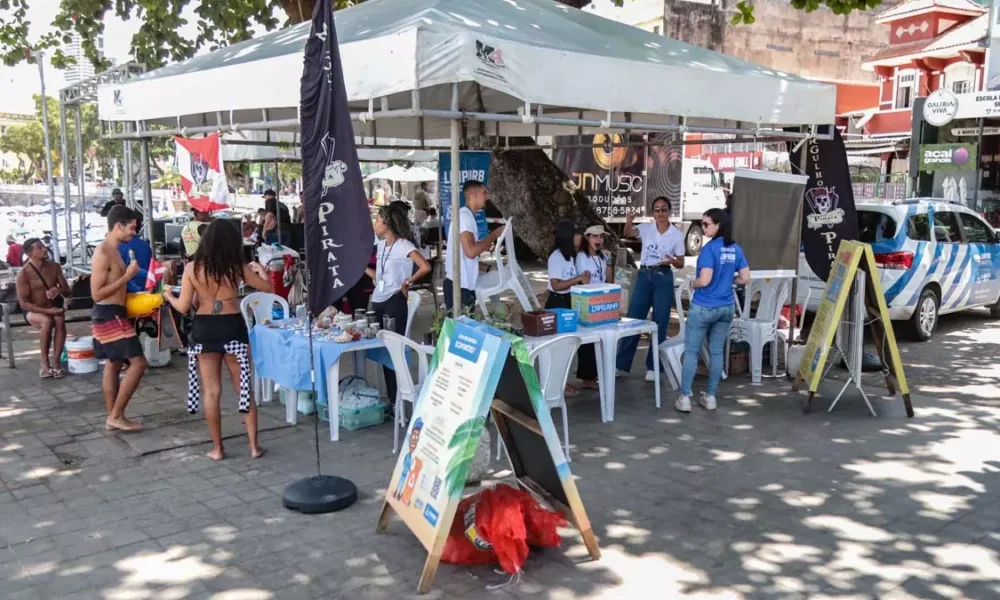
[{"x1": 850, "y1": 172, "x2": 907, "y2": 201}]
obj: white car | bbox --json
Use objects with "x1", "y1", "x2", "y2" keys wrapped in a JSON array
[{"x1": 799, "y1": 199, "x2": 1000, "y2": 340}]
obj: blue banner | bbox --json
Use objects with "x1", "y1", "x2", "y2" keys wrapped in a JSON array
[{"x1": 439, "y1": 151, "x2": 490, "y2": 240}]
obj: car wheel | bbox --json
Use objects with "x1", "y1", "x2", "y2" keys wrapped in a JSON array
[
  {"x1": 908, "y1": 287, "x2": 938, "y2": 341},
  {"x1": 685, "y1": 224, "x2": 703, "y2": 256},
  {"x1": 990, "y1": 297, "x2": 1000, "y2": 319}
]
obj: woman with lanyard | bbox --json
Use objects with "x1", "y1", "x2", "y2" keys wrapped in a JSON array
[
  {"x1": 617, "y1": 197, "x2": 685, "y2": 381},
  {"x1": 366, "y1": 201, "x2": 431, "y2": 409},
  {"x1": 545, "y1": 220, "x2": 591, "y2": 397},
  {"x1": 677, "y1": 209, "x2": 750, "y2": 412},
  {"x1": 574, "y1": 223, "x2": 611, "y2": 390}
]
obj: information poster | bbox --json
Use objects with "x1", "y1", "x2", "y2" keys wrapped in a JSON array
[
  {"x1": 797, "y1": 242, "x2": 864, "y2": 390},
  {"x1": 383, "y1": 319, "x2": 509, "y2": 551},
  {"x1": 439, "y1": 151, "x2": 490, "y2": 240},
  {"x1": 795, "y1": 240, "x2": 910, "y2": 411}
]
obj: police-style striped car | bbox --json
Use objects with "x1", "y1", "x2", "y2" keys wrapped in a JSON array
[{"x1": 799, "y1": 199, "x2": 1000, "y2": 341}]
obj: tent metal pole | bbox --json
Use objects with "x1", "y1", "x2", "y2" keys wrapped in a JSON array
[
  {"x1": 275, "y1": 160, "x2": 282, "y2": 245},
  {"x1": 125, "y1": 133, "x2": 134, "y2": 208},
  {"x1": 37, "y1": 55, "x2": 61, "y2": 264},
  {"x1": 74, "y1": 106, "x2": 86, "y2": 264},
  {"x1": 58, "y1": 104, "x2": 72, "y2": 267},
  {"x1": 450, "y1": 82, "x2": 462, "y2": 314},
  {"x1": 98, "y1": 113, "x2": 833, "y2": 142},
  {"x1": 787, "y1": 130, "x2": 810, "y2": 353},
  {"x1": 140, "y1": 130, "x2": 154, "y2": 255}
]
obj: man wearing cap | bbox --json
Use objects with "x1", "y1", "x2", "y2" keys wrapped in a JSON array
[
  {"x1": 100, "y1": 188, "x2": 127, "y2": 217},
  {"x1": 181, "y1": 209, "x2": 213, "y2": 257},
  {"x1": 5, "y1": 235, "x2": 23, "y2": 267}
]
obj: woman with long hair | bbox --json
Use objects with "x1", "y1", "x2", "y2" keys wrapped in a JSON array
[
  {"x1": 617, "y1": 197, "x2": 686, "y2": 381},
  {"x1": 573, "y1": 223, "x2": 611, "y2": 390},
  {"x1": 365, "y1": 201, "x2": 431, "y2": 408},
  {"x1": 163, "y1": 219, "x2": 274, "y2": 460},
  {"x1": 677, "y1": 208, "x2": 750, "y2": 413},
  {"x1": 545, "y1": 220, "x2": 591, "y2": 397}
]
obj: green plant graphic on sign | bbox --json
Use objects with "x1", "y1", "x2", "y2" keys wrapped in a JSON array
[{"x1": 445, "y1": 415, "x2": 487, "y2": 497}]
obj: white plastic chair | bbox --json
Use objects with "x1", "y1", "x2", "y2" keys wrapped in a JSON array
[
  {"x1": 403, "y1": 291, "x2": 421, "y2": 339},
  {"x1": 240, "y1": 292, "x2": 290, "y2": 405},
  {"x1": 476, "y1": 218, "x2": 538, "y2": 316},
  {"x1": 660, "y1": 279, "x2": 717, "y2": 391},
  {"x1": 378, "y1": 330, "x2": 435, "y2": 454},
  {"x1": 726, "y1": 277, "x2": 791, "y2": 384},
  {"x1": 498, "y1": 335, "x2": 581, "y2": 462}
]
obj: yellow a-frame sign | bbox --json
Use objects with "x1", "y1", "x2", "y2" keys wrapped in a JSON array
[{"x1": 793, "y1": 241, "x2": 913, "y2": 417}]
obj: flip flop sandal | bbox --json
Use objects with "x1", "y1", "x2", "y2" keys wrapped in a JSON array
[
  {"x1": 39, "y1": 369, "x2": 53, "y2": 379},
  {"x1": 51, "y1": 368, "x2": 66, "y2": 379}
]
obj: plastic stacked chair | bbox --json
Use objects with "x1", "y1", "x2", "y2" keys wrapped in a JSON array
[
  {"x1": 378, "y1": 330, "x2": 434, "y2": 454},
  {"x1": 659, "y1": 279, "x2": 716, "y2": 391},
  {"x1": 475, "y1": 218, "x2": 538, "y2": 316},
  {"x1": 240, "y1": 292, "x2": 290, "y2": 405},
  {"x1": 726, "y1": 276, "x2": 791, "y2": 384}
]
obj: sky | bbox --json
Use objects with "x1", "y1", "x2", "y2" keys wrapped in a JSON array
[{"x1": 0, "y1": 1, "x2": 280, "y2": 115}]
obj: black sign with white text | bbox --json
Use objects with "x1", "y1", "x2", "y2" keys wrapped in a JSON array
[
  {"x1": 300, "y1": 0, "x2": 374, "y2": 315},
  {"x1": 789, "y1": 127, "x2": 858, "y2": 282}
]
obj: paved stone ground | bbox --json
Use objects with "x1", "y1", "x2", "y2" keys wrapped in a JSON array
[{"x1": 4, "y1": 273, "x2": 1000, "y2": 599}]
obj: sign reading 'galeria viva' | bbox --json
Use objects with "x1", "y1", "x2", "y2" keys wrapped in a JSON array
[{"x1": 918, "y1": 143, "x2": 978, "y2": 172}]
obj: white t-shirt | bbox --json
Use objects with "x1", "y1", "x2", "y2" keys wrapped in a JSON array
[
  {"x1": 546, "y1": 250, "x2": 579, "y2": 294},
  {"x1": 445, "y1": 206, "x2": 480, "y2": 291},
  {"x1": 637, "y1": 222, "x2": 685, "y2": 266},
  {"x1": 576, "y1": 251, "x2": 609, "y2": 285},
  {"x1": 372, "y1": 238, "x2": 417, "y2": 304}
]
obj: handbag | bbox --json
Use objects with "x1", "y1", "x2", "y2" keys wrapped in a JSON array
[{"x1": 27, "y1": 262, "x2": 66, "y2": 309}]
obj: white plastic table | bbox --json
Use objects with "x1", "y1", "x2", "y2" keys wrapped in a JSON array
[
  {"x1": 276, "y1": 337, "x2": 386, "y2": 443},
  {"x1": 523, "y1": 318, "x2": 660, "y2": 423}
]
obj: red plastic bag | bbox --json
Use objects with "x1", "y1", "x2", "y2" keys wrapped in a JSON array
[
  {"x1": 779, "y1": 304, "x2": 804, "y2": 329},
  {"x1": 441, "y1": 484, "x2": 567, "y2": 575}
]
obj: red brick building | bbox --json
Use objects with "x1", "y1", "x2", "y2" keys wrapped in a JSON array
[{"x1": 855, "y1": 0, "x2": 988, "y2": 162}]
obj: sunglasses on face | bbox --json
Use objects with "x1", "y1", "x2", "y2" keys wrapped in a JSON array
[
  {"x1": 701, "y1": 221, "x2": 715, "y2": 228},
  {"x1": 653, "y1": 207, "x2": 670, "y2": 214}
]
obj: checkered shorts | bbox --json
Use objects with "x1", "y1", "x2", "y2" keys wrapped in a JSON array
[{"x1": 186, "y1": 342, "x2": 252, "y2": 414}]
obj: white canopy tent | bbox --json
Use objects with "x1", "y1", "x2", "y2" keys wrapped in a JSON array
[
  {"x1": 364, "y1": 165, "x2": 411, "y2": 182},
  {"x1": 95, "y1": 0, "x2": 836, "y2": 308},
  {"x1": 397, "y1": 166, "x2": 438, "y2": 183}
]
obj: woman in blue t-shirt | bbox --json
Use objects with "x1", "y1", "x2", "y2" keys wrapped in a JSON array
[{"x1": 678, "y1": 208, "x2": 751, "y2": 413}]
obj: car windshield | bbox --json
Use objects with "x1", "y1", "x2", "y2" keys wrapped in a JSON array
[{"x1": 857, "y1": 210, "x2": 897, "y2": 243}]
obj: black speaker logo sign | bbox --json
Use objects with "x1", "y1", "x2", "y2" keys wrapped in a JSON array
[{"x1": 790, "y1": 128, "x2": 858, "y2": 282}]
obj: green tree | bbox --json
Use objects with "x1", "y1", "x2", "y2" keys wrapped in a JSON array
[
  {"x1": 0, "y1": 1, "x2": 674, "y2": 72},
  {"x1": 0, "y1": 119, "x2": 44, "y2": 182}
]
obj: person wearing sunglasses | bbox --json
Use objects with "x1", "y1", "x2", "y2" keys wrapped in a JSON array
[
  {"x1": 677, "y1": 208, "x2": 751, "y2": 412},
  {"x1": 617, "y1": 197, "x2": 685, "y2": 382}
]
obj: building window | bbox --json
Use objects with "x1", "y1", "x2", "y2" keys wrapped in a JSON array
[
  {"x1": 653, "y1": 25, "x2": 660, "y2": 34},
  {"x1": 895, "y1": 71, "x2": 916, "y2": 109},
  {"x1": 944, "y1": 62, "x2": 975, "y2": 96},
  {"x1": 766, "y1": 43, "x2": 793, "y2": 52}
]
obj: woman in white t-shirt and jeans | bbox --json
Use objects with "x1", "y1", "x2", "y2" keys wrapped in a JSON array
[
  {"x1": 366, "y1": 202, "x2": 431, "y2": 405},
  {"x1": 545, "y1": 220, "x2": 591, "y2": 397},
  {"x1": 617, "y1": 196, "x2": 686, "y2": 380}
]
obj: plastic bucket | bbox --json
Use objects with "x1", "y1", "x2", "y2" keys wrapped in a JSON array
[{"x1": 65, "y1": 336, "x2": 99, "y2": 374}]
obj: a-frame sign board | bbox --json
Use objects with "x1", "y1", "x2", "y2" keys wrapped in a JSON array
[
  {"x1": 376, "y1": 318, "x2": 600, "y2": 594},
  {"x1": 792, "y1": 240, "x2": 914, "y2": 417}
]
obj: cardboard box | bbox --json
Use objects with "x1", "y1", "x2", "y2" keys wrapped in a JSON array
[
  {"x1": 571, "y1": 283, "x2": 622, "y2": 327},
  {"x1": 521, "y1": 310, "x2": 557, "y2": 337}
]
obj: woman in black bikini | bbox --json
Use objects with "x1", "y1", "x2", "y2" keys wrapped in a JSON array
[{"x1": 163, "y1": 219, "x2": 273, "y2": 461}]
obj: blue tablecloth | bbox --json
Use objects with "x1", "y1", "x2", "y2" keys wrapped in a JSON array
[{"x1": 249, "y1": 322, "x2": 392, "y2": 408}]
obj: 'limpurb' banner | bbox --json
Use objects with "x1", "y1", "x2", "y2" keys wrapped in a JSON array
[
  {"x1": 439, "y1": 151, "x2": 490, "y2": 240},
  {"x1": 300, "y1": 0, "x2": 374, "y2": 316},
  {"x1": 918, "y1": 143, "x2": 978, "y2": 173}
]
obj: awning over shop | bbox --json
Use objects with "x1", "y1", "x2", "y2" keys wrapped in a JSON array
[{"x1": 97, "y1": 0, "x2": 835, "y2": 139}]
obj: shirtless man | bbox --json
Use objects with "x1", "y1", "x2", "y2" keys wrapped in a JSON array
[
  {"x1": 15, "y1": 238, "x2": 70, "y2": 378},
  {"x1": 90, "y1": 205, "x2": 147, "y2": 432}
]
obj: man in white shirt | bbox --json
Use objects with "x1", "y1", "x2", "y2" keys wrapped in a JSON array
[{"x1": 444, "y1": 180, "x2": 504, "y2": 314}]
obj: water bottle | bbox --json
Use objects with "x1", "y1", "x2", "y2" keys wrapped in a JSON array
[{"x1": 296, "y1": 304, "x2": 308, "y2": 320}]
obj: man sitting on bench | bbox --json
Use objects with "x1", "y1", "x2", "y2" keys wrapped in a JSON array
[{"x1": 15, "y1": 238, "x2": 69, "y2": 378}]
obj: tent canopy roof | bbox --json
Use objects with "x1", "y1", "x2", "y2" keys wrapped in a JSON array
[{"x1": 98, "y1": 0, "x2": 835, "y2": 139}]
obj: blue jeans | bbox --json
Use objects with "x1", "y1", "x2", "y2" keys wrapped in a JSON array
[
  {"x1": 616, "y1": 267, "x2": 674, "y2": 373},
  {"x1": 680, "y1": 303, "x2": 734, "y2": 397}
]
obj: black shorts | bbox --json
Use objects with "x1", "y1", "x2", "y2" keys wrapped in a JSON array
[{"x1": 190, "y1": 313, "x2": 249, "y2": 353}]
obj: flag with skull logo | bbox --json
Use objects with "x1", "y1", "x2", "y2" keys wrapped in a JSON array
[{"x1": 300, "y1": 0, "x2": 374, "y2": 316}]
